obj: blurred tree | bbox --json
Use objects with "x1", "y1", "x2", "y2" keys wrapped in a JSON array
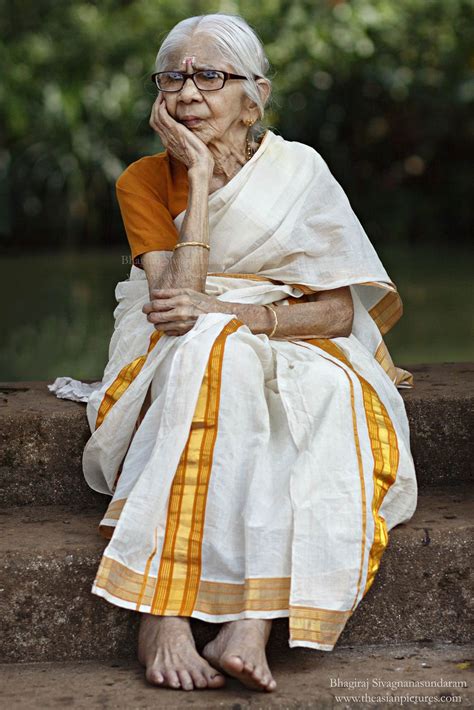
[{"x1": 1, "y1": 0, "x2": 473, "y2": 253}]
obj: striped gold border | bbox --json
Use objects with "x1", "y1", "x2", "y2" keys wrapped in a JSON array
[
  {"x1": 95, "y1": 329, "x2": 164, "y2": 430},
  {"x1": 95, "y1": 318, "x2": 244, "y2": 613},
  {"x1": 95, "y1": 554, "x2": 291, "y2": 611},
  {"x1": 149, "y1": 318, "x2": 243, "y2": 615},
  {"x1": 289, "y1": 605, "x2": 353, "y2": 646},
  {"x1": 294, "y1": 341, "x2": 368, "y2": 613},
  {"x1": 368, "y1": 291, "x2": 403, "y2": 335},
  {"x1": 374, "y1": 340, "x2": 414, "y2": 389},
  {"x1": 299, "y1": 339, "x2": 399, "y2": 602},
  {"x1": 93, "y1": 552, "x2": 350, "y2": 645},
  {"x1": 374, "y1": 339, "x2": 397, "y2": 382},
  {"x1": 360, "y1": 381, "x2": 399, "y2": 595},
  {"x1": 99, "y1": 498, "x2": 126, "y2": 539}
]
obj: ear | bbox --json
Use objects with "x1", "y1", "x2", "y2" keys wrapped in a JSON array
[
  {"x1": 243, "y1": 79, "x2": 272, "y2": 116},
  {"x1": 256, "y1": 78, "x2": 271, "y2": 108}
]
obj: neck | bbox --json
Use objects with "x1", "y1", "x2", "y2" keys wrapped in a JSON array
[{"x1": 207, "y1": 126, "x2": 252, "y2": 179}]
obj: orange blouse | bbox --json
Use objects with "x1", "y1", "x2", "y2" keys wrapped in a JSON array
[{"x1": 115, "y1": 151, "x2": 189, "y2": 269}]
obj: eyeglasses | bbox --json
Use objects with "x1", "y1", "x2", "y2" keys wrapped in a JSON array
[{"x1": 151, "y1": 69, "x2": 252, "y2": 93}]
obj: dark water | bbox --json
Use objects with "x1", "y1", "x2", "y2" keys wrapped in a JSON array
[{"x1": 1, "y1": 247, "x2": 472, "y2": 381}]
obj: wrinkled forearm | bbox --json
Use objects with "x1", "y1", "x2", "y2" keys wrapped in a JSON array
[
  {"x1": 214, "y1": 298, "x2": 354, "y2": 339},
  {"x1": 143, "y1": 169, "x2": 210, "y2": 293}
]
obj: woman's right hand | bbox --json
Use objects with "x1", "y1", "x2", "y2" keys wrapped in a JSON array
[{"x1": 149, "y1": 93, "x2": 214, "y2": 181}]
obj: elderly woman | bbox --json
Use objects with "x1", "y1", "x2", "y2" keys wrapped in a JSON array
[{"x1": 59, "y1": 12, "x2": 418, "y2": 695}]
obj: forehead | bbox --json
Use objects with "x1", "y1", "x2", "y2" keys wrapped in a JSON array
[{"x1": 165, "y1": 36, "x2": 234, "y2": 71}]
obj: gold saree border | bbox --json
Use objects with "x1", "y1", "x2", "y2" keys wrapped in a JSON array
[
  {"x1": 374, "y1": 339, "x2": 397, "y2": 381},
  {"x1": 94, "y1": 317, "x2": 244, "y2": 614},
  {"x1": 368, "y1": 290, "x2": 403, "y2": 335},
  {"x1": 99, "y1": 498, "x2": 127, "y2": 539},
  {"x1": 295, "y1": 338, "x2": 399, "y2": 599},
  {"x1": 292, "y1": 343, "x2": 368, "y2": 613},
  {"x1": 95, "y1": 329, "x2": 164, "y2": 430},
  {"x1": 93, "y1": 553, "x2": 350, "y2": 646},
  {"x1": 95, "y1": 554, "x2": 291, "y2": 611},
  {"x1": 289, "y1": 605, "x2": 353, "y2": 646},
  {"x1": 149, "y1": 318, "x2": 242, "y2": 615}
]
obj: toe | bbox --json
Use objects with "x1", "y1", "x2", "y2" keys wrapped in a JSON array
[
  {"x1": 164, "y1": 670, "x2": 181, "y2": 689},
  {"x1": 266, "y1": 678, "x2": 277, "y2": 691},
  {"x1": 177, "y1": 670, "x2": 194, "y2": 691},
  {"x1": 252, "y1": 664, "x2": 268, "y2": 686},
  {"x1": 243, "y1": 660, "x2": 255, "y2": 673},
  {"x1": 190, "y1": 670, "x2": 208, "y2": 689},
  {"x1": 201, "y1": 641, "x2": 215, "y2": 662},
  {"x1": 203, "y1": 668, "x2": 226, "y2": 688},
  {"x1": 223, "y1": 653, "x2": 245, "y2": 672},
  {"x1": 145, "y1": 667, "x2": 164, "y2": 686}
]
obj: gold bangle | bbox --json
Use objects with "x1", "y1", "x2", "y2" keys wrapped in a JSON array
[
  {"x1": 174, "y1": 241, "x2": 210, "y2": 250},
  {"x1": 262, "y1": 304, "x2": 278, "y2": 338}
]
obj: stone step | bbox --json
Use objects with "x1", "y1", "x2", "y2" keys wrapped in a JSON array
[
  {"x1": 0, "y1": 487, "x2": 472, "y2": 664},
  {"x1": 1, "y1": 363, "x2": 473, "y2": 509},
  {"x1": 0, "y1": 642, "x2": 472, "y2": 708}
]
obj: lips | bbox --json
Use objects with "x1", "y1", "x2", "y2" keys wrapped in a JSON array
[{"x1": 180, "y1": 117, "x2": 203, "y2": 123}]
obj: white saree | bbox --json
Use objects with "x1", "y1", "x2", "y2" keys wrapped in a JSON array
[{"x1": 52, "y1": 129, "x2": 418, "y2": 651}]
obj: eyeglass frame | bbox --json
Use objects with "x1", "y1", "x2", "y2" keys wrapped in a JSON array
[{"x1": 151, "y1": 70, "x2": 256, "y2": 92}]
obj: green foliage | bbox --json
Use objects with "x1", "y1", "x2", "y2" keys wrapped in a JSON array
[{"x1": 1, "y1": 0, "x2": 473, "y2": 251}]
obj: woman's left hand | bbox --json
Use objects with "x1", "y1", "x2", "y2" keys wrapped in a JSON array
[{"x1": 142, "y1": 288, "x2": 224, "y2": 336}]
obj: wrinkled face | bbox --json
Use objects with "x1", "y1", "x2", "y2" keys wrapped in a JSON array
[{"x1": 159, "y1": 34, "x2": 252, "y2": 144}]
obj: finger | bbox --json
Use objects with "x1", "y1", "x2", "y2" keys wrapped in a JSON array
[
  {"x1": 151, "y1": 97, "x2": 167, "y2": 130},
  {"x1": 151, "y1": 101, "x2": 164, "y2": 129},
  {"x1": 157, "y1": 98, "x2": 172, "y2": 124},
  {"x1": 142, "y1": 299, "x2": 174, "y2": 314},
  {"x1": 147, "y1": 308, "x2": 190, "y2": 323},
  {"x1": 150, "y1": 298, "x2": 183, "y2": 311},
  {"x1": 143, "y1": 296, "x2": 184, "y2": 316},
  {"x1": 158, "y1": 99, "x2": 182, "y2": 129},
  {"x1": 151, "y1": 288, "x2": 188, "y2": 297}
]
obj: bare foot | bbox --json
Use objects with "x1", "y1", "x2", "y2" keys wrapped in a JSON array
[
  {"x1": 138, "y1": 614, "x2": 226, "y2": 691},
  {"x1": 202, "y1": 618, "x2": 277, "y2": 692}
]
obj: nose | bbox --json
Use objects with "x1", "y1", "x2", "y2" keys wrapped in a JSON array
[{"x1": 178, "y1": 76, "x2": 202, "y2": 101}]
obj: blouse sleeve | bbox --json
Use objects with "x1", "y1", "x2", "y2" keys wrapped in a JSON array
[{"x1": 115, "y1": 165, "x2": 178, "y2": 270}]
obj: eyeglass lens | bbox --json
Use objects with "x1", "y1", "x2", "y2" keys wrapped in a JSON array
[{"x1": 156, "y1": 70, "x2": 225, "y2": 91}]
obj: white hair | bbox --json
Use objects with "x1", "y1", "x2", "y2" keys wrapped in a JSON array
[{"x1": 154, "y1": 13, "x2": 272, "y2": 139}]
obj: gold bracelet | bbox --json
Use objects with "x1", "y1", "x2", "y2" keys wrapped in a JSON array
[
  {"x1": 174, "y1": 241, "x2": 210, "y2": 251},
  {"x1": 262, "y1": 304, "x2": 278, "y2": 338}
]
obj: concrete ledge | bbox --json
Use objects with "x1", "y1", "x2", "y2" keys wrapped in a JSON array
[
  {"x1": 1, "y1": 487, "x2": 472, "y2": 663},
  {"x1": 0, "y1": 363, "x2": 473, "y2": 508},
  {"x1": 0, "y1": 643, "x2": 472, "y2": 708}
]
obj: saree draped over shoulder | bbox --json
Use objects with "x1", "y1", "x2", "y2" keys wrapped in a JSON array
[{"x1": 81, "y1": 130, "x2": 417, "y2": 651}]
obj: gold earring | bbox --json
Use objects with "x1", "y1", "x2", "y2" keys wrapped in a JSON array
[{"x1": 244, "y1": 118, "x2": 255, "y2": 126}]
